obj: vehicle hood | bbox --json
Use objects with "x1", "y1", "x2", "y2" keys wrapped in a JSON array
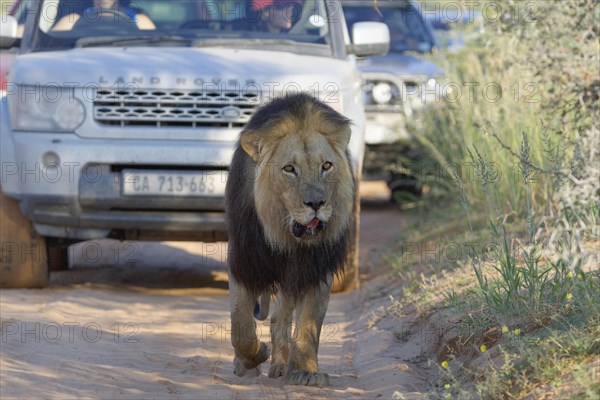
[
  {"x1": 357, "y1": 53, "x2": 444, "y2": 79},
  {"x1": 10, "y1": 47, "x2": 356, "y2": 91}
]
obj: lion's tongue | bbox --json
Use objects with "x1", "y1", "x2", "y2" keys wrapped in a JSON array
[{"x1": 305, "y1": 218, "x2": 320, "y2": 228}]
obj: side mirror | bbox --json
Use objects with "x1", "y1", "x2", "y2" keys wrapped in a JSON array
[
  {"x1": 0, "y1": 15, "x2": 19, "y2": 49},
  {"x1": 348, "y1": 21, "x2": 390, "y2": 57}
]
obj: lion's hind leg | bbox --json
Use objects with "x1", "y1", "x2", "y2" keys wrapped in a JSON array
[
  {"x1": 269, "y1": 291, "x2": 294, "y2": 378},
  {"x1": 228, "y1": 273, "x2": 270, "y2": 377},
  {"x1": 284, "y1": 275, "x2": 332, "y2": 387}
]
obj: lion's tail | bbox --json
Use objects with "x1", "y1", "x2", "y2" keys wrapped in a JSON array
[{"x1": 253, "y1": 292, "x2": 271, "y2": 321}]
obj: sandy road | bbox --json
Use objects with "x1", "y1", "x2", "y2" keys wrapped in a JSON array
[{"x1": 0, "y1": 183, "x2": 428, "y2": 399}]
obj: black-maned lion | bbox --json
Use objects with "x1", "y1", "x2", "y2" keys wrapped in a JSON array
[{"x1": 225, "y1": 93, "x2": 357, "y2": 386}]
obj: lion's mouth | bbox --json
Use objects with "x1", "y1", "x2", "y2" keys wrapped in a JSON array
[{"x1": 292, "y1": 218, "x2": 327, "y2": 238}]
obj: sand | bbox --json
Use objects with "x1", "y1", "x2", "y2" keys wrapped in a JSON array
[{"x1": 1, "y1": 184, "x2": 431, "y2": 399}]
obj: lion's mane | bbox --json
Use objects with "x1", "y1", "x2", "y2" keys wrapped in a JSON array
[{"x1": 225, "y1": 93, "x2": 357, "y2": 300}]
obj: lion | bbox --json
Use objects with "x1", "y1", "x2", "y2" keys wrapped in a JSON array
[{"x1": 225, "y1": 92, "x2": 357, "y2": 386}]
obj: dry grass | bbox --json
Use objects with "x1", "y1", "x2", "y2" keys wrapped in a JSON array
[{"x1": 378, "y1": 2, "x2": 600, "y2": 397}]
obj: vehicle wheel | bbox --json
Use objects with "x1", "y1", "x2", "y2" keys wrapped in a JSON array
[
  {"x1": 0, "y1": 190, "x2": 48, "y2": 288},
  {"x1": 46, "y1": 240, "x2": 70, "y2": 271},
  {"x1": 331, "y1": 202, "x2": 360, "y2": 293},
  {"x1": 387, "y1": 172, "x2": 422, "y2": 203}
]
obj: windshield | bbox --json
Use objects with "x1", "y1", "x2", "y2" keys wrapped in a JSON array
[
  {"x1": 29, "y1": 0, "x2": 331, "y2": 51},
  {"x1": 342, "y1": 3, "x2": 434, "y2": 53}
]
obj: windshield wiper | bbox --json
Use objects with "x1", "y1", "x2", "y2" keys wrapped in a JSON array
[
  {"x1": 76, "y1": 35, "x2": 192, "y2": 48},
  {"x1": 191, "y1": 38, "x2": 302, "y2": 48}
]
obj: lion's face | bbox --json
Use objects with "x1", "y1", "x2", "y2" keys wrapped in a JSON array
[
  {"x1": 239, "y1": 95, "x2": 355, "y2": 249},
  {"x1": 261, "y1": 132, "x2": 342, "y2": 239}
]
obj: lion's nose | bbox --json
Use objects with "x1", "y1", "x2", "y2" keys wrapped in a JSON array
[{"x1": 304, "y1": 199, "x2": 326, "y2": 211}]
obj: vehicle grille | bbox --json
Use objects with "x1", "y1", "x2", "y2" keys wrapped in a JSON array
[{"x1": 93, "y1": 88, "x2": 261, "y2": 128}]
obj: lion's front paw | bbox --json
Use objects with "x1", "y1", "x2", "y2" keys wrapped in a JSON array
[
  {"x1": 268, "y1": 363, "x2": 286, "y2": 378},
  {"x1": 284, "y1": 370, "x2": 330, "y2": 386},
  {"x1": 233, "y1": 342, "x2": 270, "y2": 377},
  {"x1": 233, "y1": 356, "x2": 262, "y2": 377}
]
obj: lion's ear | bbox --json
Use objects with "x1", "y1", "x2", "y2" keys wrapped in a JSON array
[
  {"x1": 315, "y1": 104, "x2": 352, "y2": 151},
  {"x1": 325, "y1": 126, "x2": 352, "y2": 152},
  {"x1": 338, "y1": 126, "x2": 352, "y2": 148},
  {"x1": 240, "y1": 130, "x2": 261, "y2": 162}
]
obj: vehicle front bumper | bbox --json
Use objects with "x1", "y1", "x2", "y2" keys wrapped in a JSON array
[
  {"x1": 364, "y1": 111, "x2": 411, "y2": 144},
  {"x1": 1, "y1": 129, "x2": 234, "y2": 241},
  {"x1": 20, "y1": 194, "x2": 228, "y2": 241}
]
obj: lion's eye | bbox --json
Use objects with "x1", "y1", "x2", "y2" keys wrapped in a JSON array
[
  {"x1": 282, "y1": 164, "x2": 296, "y2": 174},
  {"x1": 322, "y1": 162, "x2": 333, "y2": 171}
]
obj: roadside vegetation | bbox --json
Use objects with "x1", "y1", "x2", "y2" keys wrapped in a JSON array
[{"x1": 383, "y1": 1, "x2": 599, "y2": 398}]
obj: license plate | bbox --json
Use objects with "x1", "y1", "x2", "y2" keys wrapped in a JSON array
[{"x1": 122, "y1": 169, "x2": 227, "y2": 197}]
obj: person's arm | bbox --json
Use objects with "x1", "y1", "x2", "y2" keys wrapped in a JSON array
[
  {"x1": 137, "y1": 14, "x2": 156, "y2": 30},
  {"x1": 52, "y1": 13, "x2": 81, "y2": 31}
]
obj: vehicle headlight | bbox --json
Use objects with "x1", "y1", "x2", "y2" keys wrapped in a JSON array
[
  {"x1": 362, "y1": 80, "x2": 401, "y2": 106},
  {"x1": 406, "y1": 78, "x2": 442, "y2": 109},
  {"x1": 9, "y1": 85, "x2": 86, "y2": 132},
  {"x1": 372, "y1": 82, "x2": 393, "y2": 104},
  {"x1": 423, "y1": 78, "x2": 439, "y2": 104}
]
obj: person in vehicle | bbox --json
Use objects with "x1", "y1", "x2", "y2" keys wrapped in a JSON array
[
  {"x1": 251, "y1": 0, "x2": 301, "y2": 32},
  {"x1": 53, "y1": 0, "x2": 155, "y2": 31}
]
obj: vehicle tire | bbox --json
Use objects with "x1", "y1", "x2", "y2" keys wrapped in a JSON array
[
  {"x1": 46, "y1": 240, "x2": 70, "y2": 272},
  {"x1": 0, "y1": 190, "x2": 48, "y2": 288},
  {"x1": 331, "y1": 202, "x2": 360, "y2": 293},
  {"x1": 387, "y1": 172, "x2": 422, "y2": 203}
]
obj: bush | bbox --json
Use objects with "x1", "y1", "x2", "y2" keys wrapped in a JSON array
[{"x1": 413, "y1": 0, "x2": 599, "y2": 215}]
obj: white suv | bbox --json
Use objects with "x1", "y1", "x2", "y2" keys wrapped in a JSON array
[{"x1": 0, "y1": 0, "x2": 388, "y2": 288}]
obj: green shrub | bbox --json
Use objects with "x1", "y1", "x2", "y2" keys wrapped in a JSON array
[{"x1": 413, "y1": 0, "x2": 599, "y2": 215}]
